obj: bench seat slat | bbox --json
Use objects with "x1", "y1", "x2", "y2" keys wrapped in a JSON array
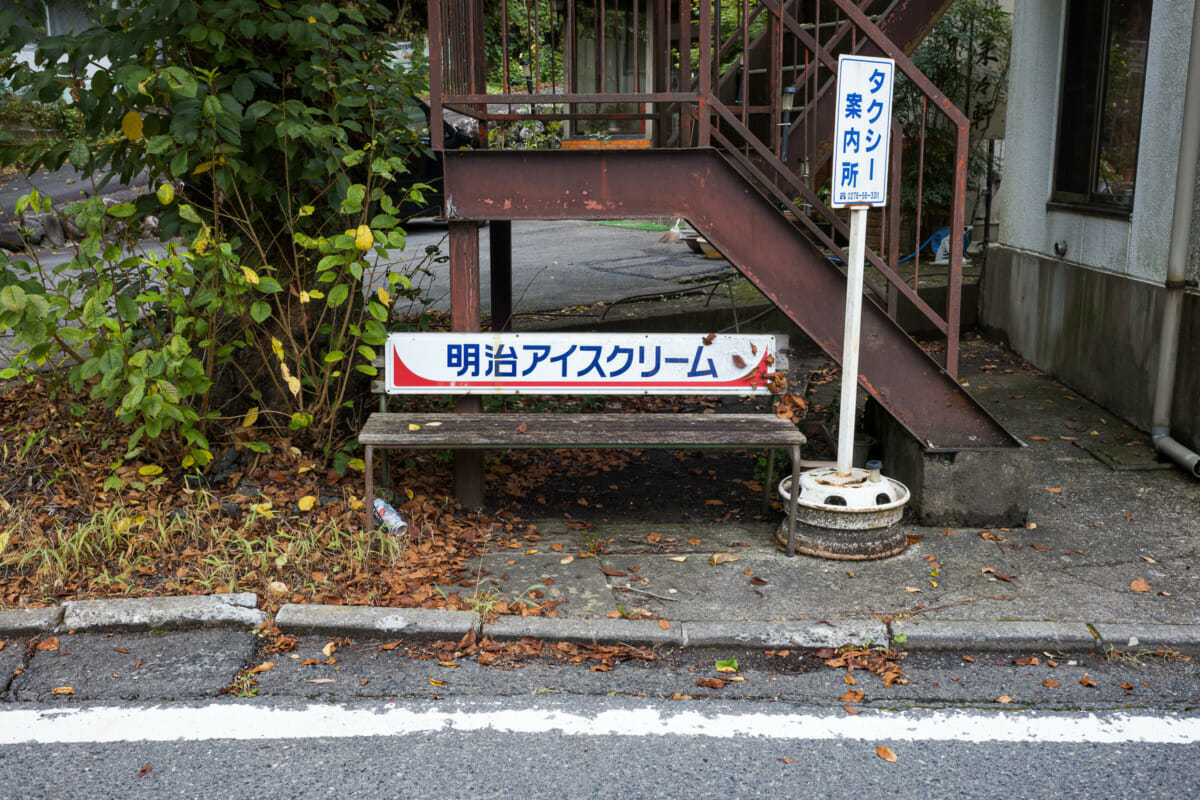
[{"x1": 360, "y1": 412, "x2": 806, "y2": 450}]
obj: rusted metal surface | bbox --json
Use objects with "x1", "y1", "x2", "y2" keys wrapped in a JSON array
[
  {"x1": 443, "y1": 148, "x2": 1017, "y2": 452},
  {"x1": 448, "y1": 220, "x2": 484, "y2": 507}
]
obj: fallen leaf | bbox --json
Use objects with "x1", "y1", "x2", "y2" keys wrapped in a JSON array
[
  {"x1": 1140, "y1": 555, "x2": 1157, "y2": 564},
  {"x1": 715, "y1": 657, "x2": 739, "y2": 673},
  {"x1": 687, "y1": 538, "x2": 702, "y2": 546},
  {"x1": 1014, "y1": 656, "x2": 1039, "y2": 666},
  {"x1": 904, "y1": 586, "x2": 923, "y2": 593},
  {"x1": 962, "y1": 656, "x2": 974, "y2": 662},
  {"x1": 113, "y1": 647, "x2": 129, "y2": 654},
  {"x1": 429, "y1": 679, "x2": 445, "y2": 686},
  {"x1": 249, "y1": 661, "x2": 275, "y2": 673},
  {"x1": 703, "y1": 499, "x2": 724, "y2": 506},
  {"x1": 1118, "y1": 682, "x2": 1134, "y2": 690},
  {"x1": 297, "y1": 495, "x2": 317, "y2": 511},
  {"x1": 667, "y1": 555, "x2": 688, "y2": 562},
  {"x1": 1044, "y1": 487, "x2": 1063, "y2": 493},
  {"x1": 407, "y1": 423, "x2": 420, "y2": 431},
  {"x1": 732, "y1": 354, "x2": 747, "y2": 369},
  {"x1": 36, "y1": 637, "x2": 59, "y2": 651},
  {"x1": 843, "y1": 705, "x2": 862, "y2": 715},
  {"x1": 438, "y1": 661, "x2": 460, "y2": 668},
  {"x1": 322, "y1": 642, "x2": 337, "y2": 658},
  {"x1": 517, "y1": 422, "x2": 528, "y2": 433},
  {"x1": 51, "y1": 686, "x2": 74, "y2": 695},
  {"x1": 1080, "y1": 676, "x2": 1097, "y2": 687},
  {"x1": 559, "y1": 555, "x2": 574, "y2": 565},
  {"x1": 136, "y1": 764, "x2": 152, "y2": 778},
  {"x1": 995, "y1": 695, "x2": 1013, "y2": 703},
  {"x1": 658, "y1": 619, "x2": 670, "y2": 630},
  {"x1": 696, "y1": 678, "x2": 726, "y2": 689},
  {"x1": 906, "y1": 534, "x2": 925, "y2": 544},
  {"x1": 710, "y1": 552, "x2": 740, "y2": 565},
  {"x1": 749, "y1": 576, "x2": 769, "y2": 586},
  {"x1": 306, "y1": 678, "x2": 335, "y2": 684},
  {"x1": 600, "y1": 567, "x2": 626, "y2": 577},
  {"x1": 1031, "y1": 543, "x2": 1051, "y2": 552},
  {"x1": 671, "y1": 693, "x2": 692, "y2": 700},
  {"x1": 702, "y1": 333, "x2": 716, "y2": 345},
  {"x1": 1129, "y1": 578, "x2": 1152, "y2": 593},
  {"x1": 1043, "y1": 679, "x2": 1061, "y2": 688},
  {"x1": 876, "y1": 746, "x2": 897, "y2": 762},
  {"x1": 778, "y1": 757, "x2": 795, "y2": 763},
  {"x1": 841, "y1": 690, "x2": 865, "y2": 703},
  {"x1": 844, "y1": 674, "x2": 857, "y2": 686},
  {"x1": 1030, "y1": 435, "x2": 1049, "y2": 441}
]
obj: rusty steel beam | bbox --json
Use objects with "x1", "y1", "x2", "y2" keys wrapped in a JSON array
[
  {"x1": 448, "y1": 220, "x2": 485, "y2": 507},
  {"x1": 443, "y1": 149, "x2": 1017, "y2": 452}
]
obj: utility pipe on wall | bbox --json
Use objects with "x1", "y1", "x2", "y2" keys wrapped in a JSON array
[{"x1": 1152, "y1": 0, "x2": 1200, "y2": 477}]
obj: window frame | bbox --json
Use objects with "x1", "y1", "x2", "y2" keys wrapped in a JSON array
[{"x1": 1049, "y1": 0, "x2": 1151, "y2": 217}]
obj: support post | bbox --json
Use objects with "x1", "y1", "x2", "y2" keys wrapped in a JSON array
[
  {"x1": 489, "y1": 220, "x2": 513, "y2": 331},
  {"x1": 449, "y1": 220, "x2": 485, "y2": 508},
  {"x1": 836, "y1": 206, "x2": 869, "y2": 477}
]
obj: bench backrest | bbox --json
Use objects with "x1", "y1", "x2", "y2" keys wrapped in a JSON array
[{"x1": 374, "y1": 332, "x2": 788, "y2": 396}]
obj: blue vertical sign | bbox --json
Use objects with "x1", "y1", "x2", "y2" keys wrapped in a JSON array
[{"x1": 831, "y1": 55, "x2": 895, "y2": 208}]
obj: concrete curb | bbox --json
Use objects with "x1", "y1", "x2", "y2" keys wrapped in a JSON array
[
  {"x1": 892, "y1": 620, "x2": 1099, "y2": 652},
  {"x1": 275, "y1": 604, "x2": 478, "y2": 640},
  {"x1": 484, "y1": 616, "x2": 682, "y2": 647},
  {"x1": 0, "y1": 607, "x2": 64, "y2": 636},
  {"x1": 681, "y1": 620, "x2": 888, "y2": 649},
  {"x1": 1092, "y1": 623, "x2": 1200, "y2": 657},
  {"x1": 59, "y1": 594, "x2": 265, "y2": 632}
]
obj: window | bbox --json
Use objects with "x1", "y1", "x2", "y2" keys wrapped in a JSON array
[{"x1": 1051, "y1": 0, "x2": 1152, "y2": 212}]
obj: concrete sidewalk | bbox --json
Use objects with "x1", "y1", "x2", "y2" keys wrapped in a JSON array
[{"x1": 3, "y1": 334, "x2": 1197, "y2": 654}]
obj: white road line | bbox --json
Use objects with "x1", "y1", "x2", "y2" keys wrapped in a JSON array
[{"x1": 1, "y1": 704, "x2": 1198, "y2": 746}]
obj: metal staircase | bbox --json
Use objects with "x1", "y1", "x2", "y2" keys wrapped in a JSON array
[{"x1": 428, "y1": 0, "x2": 1020, "y2": 453}]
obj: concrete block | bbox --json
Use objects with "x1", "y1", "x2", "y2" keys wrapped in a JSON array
[
  {"x1": 61, "y1": 594, "x2": 266, "y2": 632},
  {"x1": 275, "y1": 604, "x2": 478, "y2": 640},
  {"x1": 0, "y1": 606, "x2": 63, "y2": 636},
  {"x1": 681, "y1": 619, "x2": 887, "y2": 649},
  {"x1": 483, "y1": 615, "x2": 682, "y2": 647},
  {"x1": 893, "y1": 619, "x2": 1098, "y2": 652},
  {"x1": 867, "y1": 400, "x2": 1030, "y2": 527}
]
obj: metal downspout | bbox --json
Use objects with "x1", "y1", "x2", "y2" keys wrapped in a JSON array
[{"x1": 1152, "y1": 0, "x2": 1200, "y2": 477}]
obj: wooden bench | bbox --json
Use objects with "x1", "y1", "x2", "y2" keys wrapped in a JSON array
[{"x1": 361, "y1": 332, "x2": 805, "y2": 552}]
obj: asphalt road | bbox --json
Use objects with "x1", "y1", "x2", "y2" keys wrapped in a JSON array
[{"x1": 1, "y1": 632, "x2": 1197, "y2": 798}]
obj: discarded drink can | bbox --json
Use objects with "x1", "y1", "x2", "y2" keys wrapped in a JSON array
[{"x1": 372, "y1": 498, "x2": 408, "y2": 535}]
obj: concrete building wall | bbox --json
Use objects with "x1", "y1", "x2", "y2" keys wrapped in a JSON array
[{"x1": 983, "y1": 0, "x2": 1200, "y2": 447}]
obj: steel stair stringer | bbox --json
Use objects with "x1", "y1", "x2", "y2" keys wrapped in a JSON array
[{"x1": 442, "y1": 148, "x2": 1018, "y2": 452}]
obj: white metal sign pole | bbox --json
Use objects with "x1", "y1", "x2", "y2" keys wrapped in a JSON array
[
  {"x1": 829, "y1": 54, "x2": 895, "y2": 478},
  {"x1": 836, "y1": 205, "x2": 869, "y2": 477}
]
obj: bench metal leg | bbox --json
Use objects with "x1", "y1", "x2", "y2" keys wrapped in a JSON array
[
  {"x1": 785, "y1": 445, "x2": 801, "y2": 557},
  {"x1": 364, "y1": 444, "x2": 376, "y2": 530}
]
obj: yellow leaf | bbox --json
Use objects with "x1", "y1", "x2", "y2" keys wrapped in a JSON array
[
  {"x1": 299, "y1": 290, "x2": 311, "y2": 304},
  {"x1": 408, "y1": 423, "x2": 420, "y2": 431},
  {"x1": 250, "y1": 661, "x2": 275, "y2": 674},
  {"x1": 298, "y1": 495, "x2": 317, "y2": 511},
  {"x1": 438, "y1": 661, "x2": 460, "y2": 668},
  {"x1": 271, "y1": 337, "x2": 285, "y2": 360},
  {"x1": 191, "y1": 159, "x2": 224, "y2": 175},
  {"x1": 242, "y1": 266, "x2": 260, "y2": 285},
  {"x1": 354, "y1": 224, "x2": 374, "y2": 251},
  {"x1": 322, "y1": 642, "x2": 337, "y2": 658},
  {"x1": 377, "y1": 286, "x2": 391, "y2": 306},
  {"x1": 429, "y1": 678, "x2": 445, "y2": 686},
  {"x1": 121, "y1": 111, "x2": 143, "y2": 140},
  {"x1": 138, "y1": 464, "x2": 163, "y2": 476},
  {"x1": 876, "y1": 746, "x2": 897, "y2": 762},
  {"x1": 667, "y1": 555, "x2": 688, "y2": 562},
  {"x1": 710, "y1": 552, "x2": 740, "y2": 565},
  {"x1": 156, "y1": 183, "x2": 174, "y2": 205},
  {"x1": 286, "y1": 375, "x2": 301, "y2": 396},
  {"x1": 51, "y1": 686, "x2": 75, "y2": 696},
  {"x1": 242, "y1": 407, "x2": 259, "y2": 427},
  {"x1": 252, "y1": 502, "x2": 274, "y2": 519}
]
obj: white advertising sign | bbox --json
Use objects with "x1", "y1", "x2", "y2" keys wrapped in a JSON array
[
  {"x1": 831, "y1": 55, "x2": 895, "y2": 208},
  {"x1": 384, "y1": 332, "x2": 778, "y2": 395}
]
